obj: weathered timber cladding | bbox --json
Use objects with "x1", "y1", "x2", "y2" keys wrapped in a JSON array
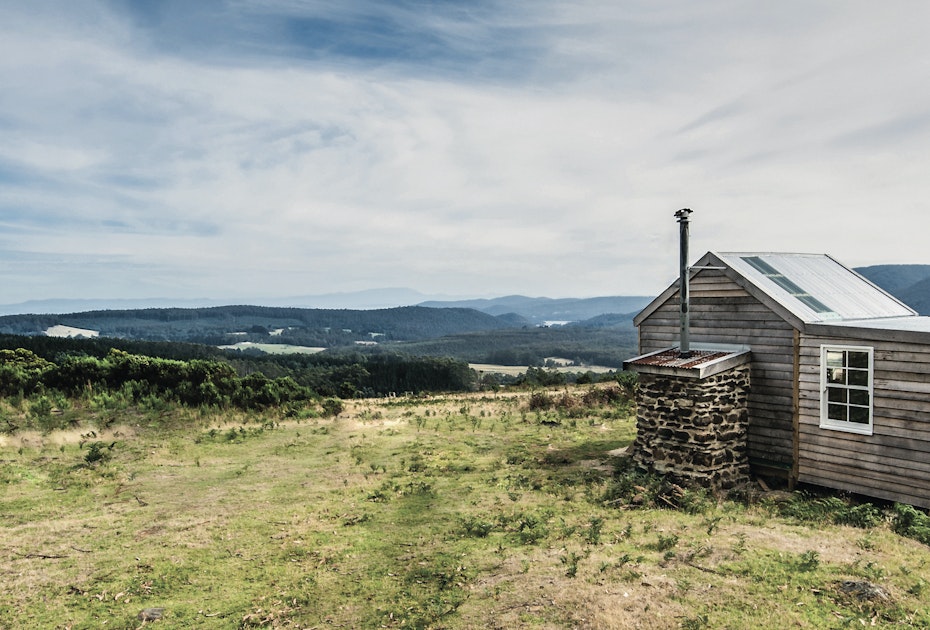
[
  {"x1": 631, "y1": 365, "x2": 751, "y2": 490},
  {"x1": 797, "y1": 333, "x2": 930, "y2": 509},
  {"x1": 637, "y1": 270, "x2": 796, "y2": 472}
]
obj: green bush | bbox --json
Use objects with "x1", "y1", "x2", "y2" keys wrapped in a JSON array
[
  {"x1": 83, "y1": 441, "x2": 113, "y2": 465},
  {"x1": 30, "y1": 395, "x2": 53, "y2": 417},
  {"x1": 322, "y1": 397, "x2": 344, "y2": 417},
  {"x1": 459, "y1": 515, "x2": 495, "y2": 538},
  {"x1": 0, "y1": 349, "x2": 53, "y2": 396},
  {"x1": 777, "y1": 493, "x2": 882, "y2": 529},
  {"x1": 891, "y1": 503, "x2": 930, "y2": 545}
]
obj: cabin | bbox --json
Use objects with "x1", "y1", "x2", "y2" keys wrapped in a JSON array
[{"x1": 627, "y1": 251, "x2": 930, "y2": 509}]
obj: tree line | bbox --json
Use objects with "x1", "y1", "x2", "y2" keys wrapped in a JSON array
[
  {"x1": 0, "y1": 335, "x2": 480, "y2": 412},
  {"x1": 0, "y1": 305, "x2": 516, "y2": 345}
]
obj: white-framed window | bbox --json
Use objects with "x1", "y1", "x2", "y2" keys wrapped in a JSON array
[{"x1": 820, "y1": 345, "x2": 873, "y2": 435}]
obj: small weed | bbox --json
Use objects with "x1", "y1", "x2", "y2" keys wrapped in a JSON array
[
  {"x1": 703, "y1": 515, "x2": 723, "y2": 535},
  {"x1": 459, "y1": 516, "x2": 494, "y2": 538},
  {"x1": 857, "y1": 531, "x2": 878, "y2": 551},
  {"x1": 651, "y1": 533, "x2": 679, "y2": 552},
  {"x1": 796, "y1": 550, "x2": 820, "y2": 572},
  {"x1": 500, "y1": 511, "x2": 550, "y2": 545},
  {"x1": 401, "y1": 480, "x2": 434, "y2": 496},
  {"x1": 681, "y1": 613, "x2": 709, "y2": 629},
  {"x1": 584, "y1": 516, "x2": 604, "y2": 545},
  {"x1": 82, "y1": 441, "x2": 114, "y2": 466},
  {"x1": 342, "y1": 513, "x2": 371, "y2": 526},
  {"x1": 907, "y1": 579, "x2": 926, "y2": 597},
  {"x1": 407, "y1": 454, "x2": 427, "y2": 472},
  {"x1": 861, "y1": 560, "x2": 885, "y2": 580},
  {"x1": 561, "y1": 551, "x2": 584, "y2": 578},
  {"x1": 732, "y1": 533, "x2": 748, "y2": 555}
]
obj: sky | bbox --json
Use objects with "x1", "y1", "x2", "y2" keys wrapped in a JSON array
[{"x1": 3, "y1": 1, "x2": 930, "y2": 306}]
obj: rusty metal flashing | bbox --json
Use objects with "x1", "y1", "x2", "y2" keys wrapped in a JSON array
[{"x1": 623, "y1": 346, "x2": 751, "y2": 379}]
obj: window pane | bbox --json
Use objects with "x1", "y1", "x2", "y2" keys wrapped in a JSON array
[
  {"x1": 849, "y1": 406, "x2": 870, "y2": 424},
  {"x1": 849, "y1": 370, "x2": 869, "y2": 387},
  {"x1": 828, "y1": 403, "x2": 846, "y2": 421},
  {"x1": 849, "y1": 389, "x2": 870, "y2": 406},
  {"x1": 826, "y1": 351, "x2": 844, "y2": 369},
  {"x1": 828, "y1": 367, "x2": 846, "y2": 384},
  {"x1": 848, "y1": 351, "x2": 869, "y2": 369},
  {"x1": 827, "y1": 387, "x2": 847, "y2": 403}
]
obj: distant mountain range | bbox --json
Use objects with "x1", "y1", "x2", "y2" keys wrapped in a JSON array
[
  {"x1": 0, "y1": 289, "x2": 450, "y2": 316},
  {"x1": 2, "y1": 267, "x2": 923, "y2": 369},
  {"x1": 855, "y1": 265, "x2": 930, "y2": 315},
  {"x1": 0, "y1": 261, "x2": 924, "y2": 331},
  {"x1": 0, "y1": 291, "x2": 653, "y2": 324},
  {"x1": 419, "y1": 295, "x2": 653, "y2": 324}
]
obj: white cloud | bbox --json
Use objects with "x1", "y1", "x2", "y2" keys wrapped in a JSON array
[{"x1": 2, "y1": 1, "x2": 930, "y2": 303}]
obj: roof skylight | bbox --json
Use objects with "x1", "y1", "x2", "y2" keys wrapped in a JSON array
[{"x1": 741, "y1": 256, "x2": 836, "y2": 315}]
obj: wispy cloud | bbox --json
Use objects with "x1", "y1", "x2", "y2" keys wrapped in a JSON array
[{"x1": 2, "y1": 1, "x2": 930, "y2": 303}]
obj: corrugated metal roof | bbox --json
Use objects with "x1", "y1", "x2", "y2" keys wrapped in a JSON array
[
  {"x1": 713, "y1": 252, "x2": 916, "y2": 324},
  {"x1": 626, "y1": 348, "x2": 732, "y2": 369},
  {"x1": 623, "y1": 346, "x2": 751, "y2": 379},
  {"x1": 823, "y1": 316, "x2": 930, "y2": 333}
]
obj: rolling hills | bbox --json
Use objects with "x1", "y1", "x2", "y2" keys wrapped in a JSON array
[
  {"x1": 855, "y1": 264, "x2": 930, "y2": 315},
  {"x1": 0, "y1": 296, "x2": 646, "y2": 369}
]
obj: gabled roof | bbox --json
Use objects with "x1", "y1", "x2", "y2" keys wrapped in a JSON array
[
  {"x1": 713, "y1": 252, "x2": 916, "y2": 323},
  {"x1": 634, "y1": 251, "x2": 917, "y2": 329}
]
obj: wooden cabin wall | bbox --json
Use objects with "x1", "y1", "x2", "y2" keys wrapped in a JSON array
[
  {"x1": 797, "y1": 333, "x2": 930, "y2": 509},
  {"x1": 637, "y1": 269, "x2": 797, "y2": 474}
]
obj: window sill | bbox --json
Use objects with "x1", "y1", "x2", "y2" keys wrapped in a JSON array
[{"x1": 819, "y1": 421, "x2": 873, "y2": 436}]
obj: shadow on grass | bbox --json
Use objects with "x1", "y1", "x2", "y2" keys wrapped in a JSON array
[{"x1": 539, "y1": 439, "x2": 631, "y2": 466}]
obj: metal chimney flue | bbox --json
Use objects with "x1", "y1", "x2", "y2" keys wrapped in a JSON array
[{"x1": 674, "y1": 208, "x2": 692, "y2": 358}]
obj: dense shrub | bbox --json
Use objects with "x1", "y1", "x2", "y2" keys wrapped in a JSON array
[
  {"x1": 0, "y1": 336, "x2": 486, "y2": 415},
  {"x1": 776, "y1": 493, "x2": 883, "y2": 529},
  {"x1": 891, "y1": 503, "x2": 930, "y2": 545},
  {"x1": 0, "y1": 349, "x2": 53, "y2": 396},
  {"x1": 1, "y1": 348, "x2": 314, "y2": 412}
]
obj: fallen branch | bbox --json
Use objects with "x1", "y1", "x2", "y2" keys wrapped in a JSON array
[
  {"x1": 17, "y1": 551, "x2": 68, "y2": 559},
  {"x1": 681, "y1": 558, "x2": 724, "y2": 575},
  {"x1": 657, "y1": 493, "x2": 679, "y2": 509}
]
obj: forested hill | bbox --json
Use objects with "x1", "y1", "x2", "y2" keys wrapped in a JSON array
[
  {"x1": 419, "y1": 295, "x2": 653, "y2": 324},
  {"x1": 855, "y1": 264, "x2": 930, "y2": 315},
  {"x1": 0, "y1": 305, "x2": 523, "y2": 346}
]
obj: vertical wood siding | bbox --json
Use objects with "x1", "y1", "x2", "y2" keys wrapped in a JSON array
[
  {"x1": 797, "y1": 334, "x2": 930, "y2": 509},
  {"x1": 637, "y1": 270, "x2": 797, "y2": 473}
]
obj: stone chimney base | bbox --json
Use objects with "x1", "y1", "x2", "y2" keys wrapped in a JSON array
[{"x1": 630, "y1": 364, "x2": 750, "y2": 491}]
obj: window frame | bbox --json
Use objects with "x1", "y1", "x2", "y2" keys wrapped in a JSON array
[{"x1": 819, "y1": 344, "x2": 874, "y2": 436}]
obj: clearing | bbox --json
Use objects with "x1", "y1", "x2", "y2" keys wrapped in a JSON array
[{"x1": 1, "y1": 387, "x2": 928, "y2": 629}]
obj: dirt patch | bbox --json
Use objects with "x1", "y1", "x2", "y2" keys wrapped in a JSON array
[
  {"x1": 0, "y1": 426, "x2": 137, "y2": 449},
  {"x1": 727, "y1": 522, "x2": 865, "y2": 566}
]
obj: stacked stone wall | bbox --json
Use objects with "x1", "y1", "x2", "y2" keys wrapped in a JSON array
[{"x1": 631, "y1": 365, "x2": 750, "y2": 490}]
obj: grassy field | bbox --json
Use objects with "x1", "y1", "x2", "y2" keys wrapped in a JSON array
[
  {"x1": 1, "y1": 387, "x2": 929, "y2": 629},
  {"x1": 217, "y1": 342, "x2": 326, "y2": 354},
  {"x1": 469, "y1": 362, "x2": 617, "y2": 376}
]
